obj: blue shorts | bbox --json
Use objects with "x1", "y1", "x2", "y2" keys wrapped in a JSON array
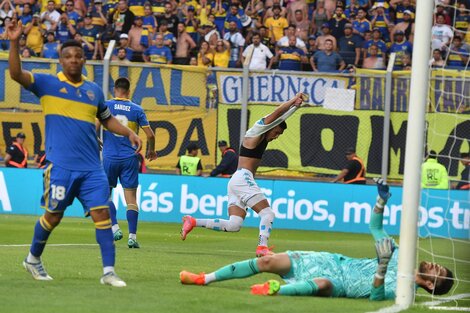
[
  {"x1": 103, "y1": 156, "x2": 139, "y2": 189},
  {"x1": 41, "y1": 163, "x2": 110, "y2": 215}
]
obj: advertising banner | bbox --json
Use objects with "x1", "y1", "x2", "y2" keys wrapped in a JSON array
[{"x1": 1, "y1": 168, "x2": 468, "y2": 239}]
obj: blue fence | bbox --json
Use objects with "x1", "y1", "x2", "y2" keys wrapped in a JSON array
[{"x1": 0, "y1": 168, "x2": 468, "y2": 239}]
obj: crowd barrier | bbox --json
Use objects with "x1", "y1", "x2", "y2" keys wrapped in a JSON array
[{"x1": 1, "y1": 168, "x2": 468, "y2": 239}]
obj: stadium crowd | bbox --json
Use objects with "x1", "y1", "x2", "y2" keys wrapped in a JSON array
[{"x1": 0, "y1": 0, "x2": 468, "y2": 70}]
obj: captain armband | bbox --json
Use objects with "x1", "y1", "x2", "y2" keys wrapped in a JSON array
[{"x1": 98, "y1": 107, "x2": 112, "y2": 121}]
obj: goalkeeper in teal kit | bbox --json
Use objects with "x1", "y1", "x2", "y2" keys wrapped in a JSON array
[{"x1": 180, "y1": 180, "x2": 454, "y2": 299}]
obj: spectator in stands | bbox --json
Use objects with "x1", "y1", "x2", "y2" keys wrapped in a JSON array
[
  {"x1": 4, "y1": 132, "x2": 28, "y2": 168},
  {"x1": 305, "y1": 34, "x2": 317, "y2": 65},
  {"x1": 21, "y1": 48, "x2": 33, "y2": 58},
  {"x1": 328, "y1": 6, "x2": 348, "y2": 40},
  {"x1": 429, "y1": 48, "x2": 446, "y2": 68},
  {"x1": 73, "y1": 32, "x2": 95, "y2": 59},
  {"x1": 158, "y1": 1, "x2": 179, "y2": 36},
  {"x1": 446, "y1": 36, "x2": 469, "y2": 69},
  {"x1": 53, "y1": 13, "x2": 77, "y2": 44},
  {"x1": 18, "y1": 34, "x2": 34, "y2": 56},
  {"x1": 343, "y1": 0, "x2": 360, "y2": 18},
  {"x1": 174, "y1": 21, "x2": 196, "y2": 64},
  {"x1": 78, "y1": 13, "x2": 100, "y2": 59},
  {"x1": 111, "y1": 0, "x2": 135, "y2": 37},
  {"x1": 277, "y1": 24, "x2": 307, "y2": 52},
  {"x1": 264, "y1": 0, "x2": 288, "y2": 23},
  {"x1": 143, "y1": 33, "x2": 173, "y2": 63},
  {"x1": 128, "y1": 0, "x2": 145, "y2": 17},
  {"x1": 64, "y1": 0, "x2": 80, "y2": 27},
  {"x1": 434, "y1": 3, "x2": 452, "y2": 26},
  {"x1": 265, "y1": 4, "x2": 288, "y2": 43},
  {"x1": 431, "y1": 13, "x2": 453, "y2": 51},
  {"x1": 370, "y1": 3, "x2": 391, "y2": 43},
  {"x1": 388, "y1": 30, "x2": 412, "y2": 70},
  {"x1": 421, "y1": 150, "x2": 449, "y2": 190},
  {"x1": 311, "y1": 38, "x2": 345, "y2": 72},
  {"x1": 25, "y1": 14, "x2": 44, "y2": 56},
  {"x1": 338, "y1": 23, "x2": 362, "y2": 67},
  {"x1": 183, "y1": 6, "x2": 198, "y2": 43},
  {"x1": 113, "y1": 47, "x2": 132, "y2": 64},
  {"x1": 401, "y1": 53, "x2": 411, "y2": 70},
  {"x1": 142, "y1": 4, "x2": 157, "y2": 36},
  {"x1": 258, "y1": 25, "x2": 274, "y2": 51},
  {"x1": 149, "y1": 0, "x2": 165, "y2": 17},
  {"x1": 90, "y1": 0, "x2": 108, "y2": 31},
  {"x1": 213, "y1": 39, "x2": 230, "y2": 67},
  {"x1": 332, "y1": 147, "x2": 366, "y2": 184},
  {"x1": 292, "y1": 9, "x2": 309, "y2": 42},
  {"x1": 41, "y1": 31, "x2": 60, "y2": 59},
  {"x1": 158, "y1": 20, "x2": 175, "y2": 51},
  {"x1": 0, "y1": 15, "x2": 10, "y2": 50},
  {"x1": 128, "y1": 15, "x2": 147, "y2": 61},
  {"x1": 223, "y1": 20, "x2": 245, "y2": 68},
  {"x1": 224, "y1": 4, "x2": 242, "y2": 34},
  {"x1": 455, "y1": 152, "x2": 470, "y2": 190},
  {"x1": 0, "y1": 0, "x2": 14, "y2": 27},
  {"x1": 210, "y1": 0, "x2": 229, "y2": 34},
  {"x1": 197, "y1": 40, "x2": 214, "y2": 67},
  {"x1": 455, "y1": 3, "x2": 469, "y2": 33},
  {"x1": 201, "y1": 22, "x2": 220, "y2": 49},
  {"x1": 276, "y1": 35, "x2": 307, "y2": 71},
  {"x1": 41, "y1": 0, "x2": 60, "y2": 31},
  {"x1": 362, "y1": 27, "x2": 387, "y2": 63},
  {"x1": 176, "y1": 143, "x2": 203, "y2": 176},
  {"x1": 390, "y1": 0, "x2": 415, "y2": 24},
  {"x1": 113, "y1": 33, "x2": 133, "y2": 60},
  {"x1": 362, "y1": 43, "x2": 385, "y2": 69},
  {"x1": 352, "y1": 7, "x2": 371, "y2": 39},
  {"x1": 19, "y1": 3, "x2": 33, "y2": 26},
  {"x1": 287, "y1": 0, "x2": 308, "y2": 25},
  {"x1": 74, "y1": 0, "x2": 87, "y2": 17},
  {"x1": 392, "y1": 10, "x2": 414, "y2": 43},
  {"x1": 315, "y1": 23, "x2": 337, "y2": 50},
  {"x1": 242, "y1": 32, "x2": 274, "y2": 70},
  {"x1": 311, "y1": 0, "x2": 331, "y2": 36}
]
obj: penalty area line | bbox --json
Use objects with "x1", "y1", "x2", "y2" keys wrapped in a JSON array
[{"x1": 366, "y1": 304, "x2": 408, "y2": 313}]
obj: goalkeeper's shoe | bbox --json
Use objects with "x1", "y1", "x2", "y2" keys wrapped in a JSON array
[
  {"x1": 128, "y1": 238, "x2": 140, "y2": 248},
  {"x1": 374, "y1": 178, "x2": 391, "y2": 202},
  {"x1": 113, "y1": 229, "x2": 123, "y2": 241},
  {"x1": 100, "y1": 272, "x2": 127, "y2": 287},
  {"x1": 180, "y1": 271, "x2": 205, "y2": 285},
  {"x1": 180, "y1": 215, "x2": 196, "y2": 241},
  {"x1": 23, "y1": 258, "x2": 53, "y2": 281},
  {"x1": 256, "y1": 245, "x2": 274, "y2": 257},
  {"x1": 251, "y1": 280, "x2": 280, "y2": 296}
]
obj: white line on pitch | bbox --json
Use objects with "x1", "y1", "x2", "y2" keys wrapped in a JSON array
[{"x1": 0, "y1": 244, "x2": 98, "y2": 247}]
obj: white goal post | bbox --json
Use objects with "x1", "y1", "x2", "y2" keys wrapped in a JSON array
[{"x1": 395, "y1": 0, "x2": 435, "y2": 308}]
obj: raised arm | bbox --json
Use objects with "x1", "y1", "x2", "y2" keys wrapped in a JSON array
[
  {"x1": 263, "y1": 93, "x2": 303, "y2": 124},
  {"x1": 8, "y1": 20, "x2": 33, "y2": 88}
]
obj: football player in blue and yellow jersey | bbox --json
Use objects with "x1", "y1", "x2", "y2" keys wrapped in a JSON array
[
  {"x1": 180, "y1": 180, "x2": 454, "y2": 300},
  {"x1": 7, "y1": 18, "x2": 142, "y2": 287},
  {"x1": 100, "y1": 77, "x2": 157, "y2": 249}
]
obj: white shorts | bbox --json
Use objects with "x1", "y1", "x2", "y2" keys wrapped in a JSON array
[{"x1": 227, "y1": 168, "x2": 266, "y2": 210}]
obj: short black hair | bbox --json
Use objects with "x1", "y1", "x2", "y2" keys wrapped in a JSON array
[
  {"x1": 428, "y1": 150, "x2": 438, "y2": 159},
  {"x1": 433, "y1": 268, "x2": 454, "y2": 295},
  {"x1": 187, "y1": 143, "x2": 199, "y2": 152},
  {"x1": 115, "y1": 77, "x2": 130, "y2": 91},
  {"x1": 60, "y1": 40, "x2": 83, "y2": 52},
  {"x1": 279, "y1": 121, "x2": 287, "y2": 130}
]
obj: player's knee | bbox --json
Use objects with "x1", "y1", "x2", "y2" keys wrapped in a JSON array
[
  {"x1": 43, "y1": 212, "x2": 63, "y2": 229},
  {"x1": 127, "y1": 203, "x2": 139, "y2": 212},
  {"x1": 257, "y1": 254, "x2": 276, "y2": 271},
  {"x1": 225, "y1": 215, "x2": 244, "y2": 232},
  {"x1": 259, "y1": 207, "x2": 275, "y2": 221}
]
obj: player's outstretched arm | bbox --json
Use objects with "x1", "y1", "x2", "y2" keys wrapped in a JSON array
[
  {"x1": 369, "y1": 178, "x2": 392, "y2": 241},
  {"x1": 101, "y1": 116, "x2": 142, "y2": 153},
  {"x1": 370, "y1": 237, "x2": 395, "y2": 301},
  {"x1": 263, "y1": 93, "x2": 304, "y2": 125},
  {"x1": 7, "y1": 19, "x2": 33, "y2": 88}
]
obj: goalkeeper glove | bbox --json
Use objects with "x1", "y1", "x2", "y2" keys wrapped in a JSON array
[
  {"x1": 375, "y1": 237, "x2": 395, "y2": 279},
  {"x1": 373, "y1": 178, "x2": 391, "y2": 205}
]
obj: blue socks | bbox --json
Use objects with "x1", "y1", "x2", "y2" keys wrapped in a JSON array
[
  {"x1": 108, "y1": 200, "x2": 118, "y2": 226},
  {"x1": 30, "y1": 215, "x2": 53, "y2": 257},
  {"x1": 95, "y1": 219, "x2": 115, "y2": 267},
  {"x1": 126, "y1": 204, "x2": 139, "y2": 235}
]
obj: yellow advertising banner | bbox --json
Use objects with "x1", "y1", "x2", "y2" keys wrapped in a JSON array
[
  {"x1": 0, "y1": 59, "x2": 208, "y2": 112},
  {"x1": 0, "y1": 109, "x2": 218, "y2": 171},
  {"x1": 217, "y1": 104, "x2": 469, "y2": 179}
]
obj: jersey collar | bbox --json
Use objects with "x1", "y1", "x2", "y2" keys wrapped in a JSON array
[{"x1": 57, "y1": 71, "x2": 86, "y2": 87}]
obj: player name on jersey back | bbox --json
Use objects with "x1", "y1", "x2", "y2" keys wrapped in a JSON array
[{"x1": 114, "y1": 104, "x2": 131, "y2": 111}]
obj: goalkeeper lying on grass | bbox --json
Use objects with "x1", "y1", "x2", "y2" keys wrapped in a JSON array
[{"x1": 180, "y1": 179, "x2": 454, "y2": 300}]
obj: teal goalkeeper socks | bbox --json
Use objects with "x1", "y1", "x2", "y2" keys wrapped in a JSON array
[
  {"x1": 279, "y1": 281, "x2": 318, "y2": 296},
  {"x1": 214, "y1": 258, "x2": 259, "y2": 281}
]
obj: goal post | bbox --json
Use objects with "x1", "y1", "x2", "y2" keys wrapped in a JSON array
[{"x1": 395, "y1": 0, "x2": 435, "y2": 308}]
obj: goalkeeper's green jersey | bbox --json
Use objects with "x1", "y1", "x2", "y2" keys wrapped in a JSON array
[{"x1": 283, "y1": 250, "x2": 400, "y2": 299}]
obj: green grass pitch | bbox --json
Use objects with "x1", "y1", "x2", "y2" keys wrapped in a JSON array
[{"x1": 0, "y1": 214, "x2": 468, "y2": 313}]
